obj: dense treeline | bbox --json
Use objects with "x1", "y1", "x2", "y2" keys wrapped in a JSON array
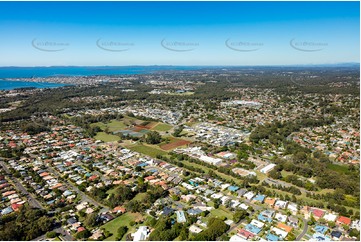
[
  {"x1": 149, "y1": 216, "x2": 189, "y2": 241},
  {"x1": 261, "y1": 181, "x2": 302, "y2": 195},
  {"x1": 165, "y1": 152, "x2": 259, "y2": 185},
  {"x1": 145, "y1": 131, "x2": 162, "y2": 144},
  {"x1": 274, "y1": 157, "x2": 360, "y2": 197},
  {"x1": 192, "y1": 218, "x2": 229, "y2": 241},
  {"x1": 22, "y1": 122, "x2": 50, "y2": 135},
  {"x1": 273, "y1": 157, "x2": 360, "y2": 209},
  {"x1": 250, "y1": 117, "x2": 334, "y2": 144},
  {"x1": 0, "y1": 206, "x2": 53, "y2": 240},
  {"x1": 88, "y1": 181, "x2": 168, "y2": 212}
]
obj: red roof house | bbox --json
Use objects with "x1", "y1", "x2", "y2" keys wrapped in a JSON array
[{"x1": 337, "y1": 216, "x2": 351, "y2": 226}]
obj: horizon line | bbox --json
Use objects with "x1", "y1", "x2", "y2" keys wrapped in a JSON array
[{"x1": 0, "y1": 63, "x2": 359, "y2": 68}]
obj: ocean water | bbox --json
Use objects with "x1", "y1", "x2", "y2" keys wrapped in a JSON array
[
  {"x1": 0, "y1": 66, "x2": 200, "y2": 90},
  {"x1": 0, "y1": 66, "x2": 200, "y2": 78},
  {"x1": 0, "y1": 80, "x2": 68, "y2": 90}
]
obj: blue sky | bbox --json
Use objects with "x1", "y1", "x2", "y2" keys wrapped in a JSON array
[{"x1": 0, "y1": 1, "x2": 359, "y2": 66}]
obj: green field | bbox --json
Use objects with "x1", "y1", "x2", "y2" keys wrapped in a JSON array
[
  {"x1": 126, "y1": 144, "x2": 167, "y2": 158},
  {"x1": 101, "y1": 212, "x2": 143, "y2": 241},
  {"x1": 327, "y1": 163, "x2": 349, "y2": 174},
  {"x1": 94, "y1": 132, "x2": 120, "y2": 142},
  {"x1": 91, "y1": 120, "x2": 127, "y2": 132},
  {"x1": 209, "y1": 206, "x2": 232, "y2": 220},
  {"x1": 152, "y1": 123, "x2": 173, "y2": 132},
  {"x1": 132, "y1": 192, "x2": 148, "y2": 202},
  {"x1": 181, "y1": 159, "x2": 244, "y2": 185}
]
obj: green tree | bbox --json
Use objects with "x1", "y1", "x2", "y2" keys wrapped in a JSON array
[
  {"x1": 75, "y1": 229, "x2": 91, "y2": 239},
  {"x1": 145, "y1": 131, "x2": 162, "y2": 144},
  {"x1": 116, "y1": 226, "x2": 128, "y2": 240},
  {"x1": 233, "y1": 210, "x2": 248, "y2": 223},
  {"x1": 84, "y1": 213, "x2": 98, "y2": 228},
  {"x1": 46, "y1": 231, "x2": 57, "y2": 238}
]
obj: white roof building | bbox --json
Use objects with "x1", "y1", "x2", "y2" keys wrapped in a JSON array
[
  {"x1": 221, "y1": 196, "x2": 231, "y2": 205},
  {"x1": 351, "y1": 220, "x2": 360, "y2": 231},
  {"x1": 199, "y1": 155, "x2": 222, "y2": 166},
  {"x1": 251, "y1": 219, "x2": 265, "y2": 228},
  {"x1": 221, "y1": 183, "x2": 231, "y2": 190},
  {"x1": 271, "y1": 227, "x2": 288, "y2": 238},
  {"x1": 189, "y1": 225, "x2": 203, "y2": 234},
  {"x1": 275, "y1": 213, "x2": 288, "y2": 223},
  {"x1": 239, "y1": 203, "x2": 249, "y2": 210},
  {"x1": 211, "y1": 193, "x2": 223, "y2": 199},
  {"x1": 229, "y1": 234, "x2": 245, "y2": 241},
  {"x1": 260, "y1": 163, "x2": 276, "y2": 173},
  {"x1": 274, "y1": 200, "x2": 288, "y2": 209},
  {"x1": 231, "y1": 200, "x2": 241, "y2": 208},
  {"x1": 244, "y1": 191, "x2": 255, "y2": 200},
  {"x1": 324, "y1": 213, "x2": 338, "y2": 222},
  {"x1": 287, "y1": 202, "x2": 298, "y2": 213},
  {"x1": 131, "y1": 226, "x2": 149, "y2": 241}
]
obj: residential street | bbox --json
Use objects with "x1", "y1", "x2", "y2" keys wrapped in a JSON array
[
  {"x1": 45, "y1": 164, "x2": 110, "y2": 213},
  {"x1": 296, "y1": 218, "x2": 309, "y2": 241},
  {"x1": 0, "y1": 159, "x2": 44, "y2": 209}
]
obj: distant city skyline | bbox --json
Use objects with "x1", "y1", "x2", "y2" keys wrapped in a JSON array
[{"x1": 0, "y1": 1, "x2": 359, "y2": 66}]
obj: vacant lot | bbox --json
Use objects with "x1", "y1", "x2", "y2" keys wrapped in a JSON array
[
  {"x1": 94, "y1": 132, "x2": 120, "y2": 142},
  {"x1": 152, "y1": 123, "x2": 173, "y2": 132},
  {"x1": 102, "y1": 212, "x2": 143, "y2": 241},
  {"x1": 143, "y1": 121, "x2": 159, "y2": 129},
  {"x1": 327, "y1": 163, "x2": 349, "y2": 174},
  {"x1": 91, "y1": 120, "x2": 127, "y2": 132},
  {"x1": 209, "y1": 206, "x2": 233, "y2": 220},
  {"x1": 160, "y1": 139, "x2": 191, "y2": 150},
  {"x1": 131, "y1": 192, "x2": 148, "y2": 202},
  {"x1": 126, "y1": 144, "x2": 167, "y2": 158}
]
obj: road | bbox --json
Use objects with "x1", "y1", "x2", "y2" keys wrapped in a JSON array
[
  {"x1": 263, "y1": 178, "x2": 310, "y2": 195},
  {"x1": 1, "y1": 159, "x2": 73, "y2": 241},
  {"x1": 0, "y1": 159, "x2": 44, "y2": 209},
  {"x1": 31, "y1": 226, "x2": 73, "y2": 241},
  {"x1": 225, "y1": 210, "x2": 255, "y2": 234},
  {"x1": 45, "y1": 163, "x2": 110, "y2": 213},
  {"x1": 296, "y1": 218, "x2": 309, "y2": 241}
]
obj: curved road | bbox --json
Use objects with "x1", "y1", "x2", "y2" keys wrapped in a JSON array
[{"x1": 296, "y1": 218, "x2": 309, "y2": 241}]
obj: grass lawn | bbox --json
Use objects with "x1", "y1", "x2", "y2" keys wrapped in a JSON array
[
  {"x1": 101, "y1": 212, "x2": 143, "y2": 241},
  {"x1": 209, "y1": 206, "x2": 233, "y2": 220},
  {"x1": 281, "y1": 170, "x2": 294, "y2": 177},
  {"x1": 53, "y1": 237, "x2": 61, "y2": 241},
  {"x1": 181, "y1": 159, "x2": 244, "y2": 185},
  {"x1": 327, "y1": 163, "x2": 349, "y2": 174},
  {"x1": 94, "y1": 132, "x2": 120, "y2": 142},
  {"x1": 90, "y1": 122, "x2": 107, "y2": 130},
  {"x1": 184, "y1": 121, "x2": 198, "y2": 127},
  {"x1": 91, "y1": 120, "x2": 127, "y2": 132},
  {"x1": 132, "y1": 192, "x2": 148, "y2": 202},
  {"x1": 255, "y1": 171, "x2": 268, "y2": 182},
  {"x1": 106, "y1": 120, "x2": 127, "y2": 131},
  {"x1": 207, "y1": 201, "x2": 214, "y2": 207},
  {"x1": 126, "y1": 143, "x2": 167, "y2": 158},
  {"x1": 106, "y1": 186, "x2": 118, "y2": 196},
  {"x1": 345, "y1": 194, "x2": 358, "y2": 204},
  {"x1": 152, "y1": 123, "x2": 173, "y2": 132},
  {"x1": 317, "y1": 188, "x2": 335, "y2": 195}
]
